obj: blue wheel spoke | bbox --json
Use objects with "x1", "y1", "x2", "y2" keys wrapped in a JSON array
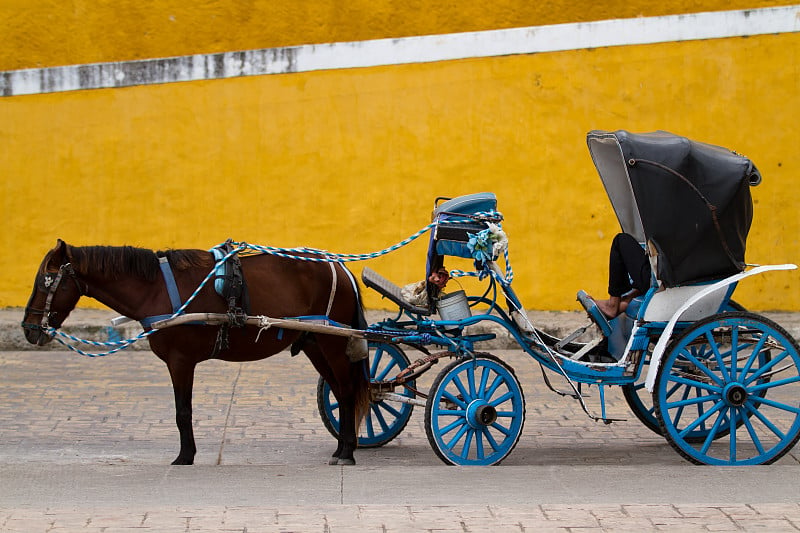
[
  {"x1": 481, "y1": 426, "x2": 501, "y2": 451},
  {"x1": 699, "y1": 408, "x2": 728, "y2": 454},
  {"x1": 749, "y1": 395, "x2": 800, "y2": 415},
  {"x1": 706, "y1": 331, "x2": 732, "y2": 383},
  {"x1": 489, "y1": 421, "x2": 512, "y2": 437},
  {"x1": 676, "y1": 400, "x2": 725, "y2": 438},
  {"x1": 740, "y1": 334, "x2": 769, "y2": 378},
  {"x1": 729, "y1": 408, "x2": 738, "y2": 462},
  {"x1": 679, "y1": 349, "x2": 725, "y2": 387},
  {"x1": 370, "y1": 404, "x2": 390, "y2": 432},
  {"x1": 445, "y1": 423, "x2": 469, "y2": 448},
  {"x1": 453, "y1": 376, "x2": 472, "y2": 403},
  {"x1": 475, "y1": 430, "x2": 485, "y2": 460},
  {"x1": 467, "y1": 366, "x2": 476, "y2": 399},
  {"x1": 478, "y1": 367, "x2": 490, "y2": 399},
  {"x1": 485, "y1": 374, "x2": 503, "y2": 400},
  {"x1": 438, "y1": 408, "x2": 467, "y2": 417},
  {"x1": 672, "y1": 385, "x2": 694, "y2": 428},
  {"x1": 460, "y1": 429, "x2": 475, "y2": 459},
  {"x1": 746, "y1": 349, "x2": 790, "y2": 385},
  {"x1": 730, "y1": 327, "x2": 739, "y2": 381},
  {"x1": 376, "y1": 401, "x2": 404, "y2": 419},
  {"x1": 667, "y1": 373, "x2": 721, "y2": 394},
  {"x1": 370, "y1": 351, "x2": 383, "y2": 378},
  {"x1": 741, "y1": 409, "x2": 766, "y2": 455},
  {"x1": 666, "y1": 392, "x2": 720, "y2": 409},
  {"x1": 750, "y1": 375, "x2": 800, "y2": 394},
  {"x1": 375, "y1": 358, "x2": 398, "y2": 381},
  {"x1": 443, "y1": 390, "x2": 468, "y2": 410},
  {"x1": 744, "y1": 402, "x2": 787, "y2": 440},
  {"x1": 489, "y1": 390, "x2": 514, "y2": 407},
  {"x1": 439, "y1": 417, "x2": 467, "y2": 435}
]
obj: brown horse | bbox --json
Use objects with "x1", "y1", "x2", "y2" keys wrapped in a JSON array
[{"x1": 21, "y1": 239, "x2": 370, "y2": 465}]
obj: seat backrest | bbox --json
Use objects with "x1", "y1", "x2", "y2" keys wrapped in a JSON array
[
  {"x1": 642, "y1": 283, "x2": 734, "y2": 322},
  {"x1": 429, "y1": 192, "x2": 498, "y2": 259}
]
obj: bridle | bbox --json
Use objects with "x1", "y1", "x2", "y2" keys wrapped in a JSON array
[{"x1": 22, "y1": 262, "x2": 88, "y2": 335}]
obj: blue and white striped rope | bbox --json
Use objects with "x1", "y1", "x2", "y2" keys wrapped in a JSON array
[
  {"x1": 232, "y1": 221, "x2": 437, "y2": 262},
  {"x1": 46, "y1": 244, "x2": 247, "y2": 357},
  {"x1": 44, "y1": 211, "x2": 507, "y2": 356},
  {"x1": 450, "y1": 246, "x2": 514, "y2": 287},
  {"x1": 228, "y1": 210, "x2": 504, "y2": 263}
]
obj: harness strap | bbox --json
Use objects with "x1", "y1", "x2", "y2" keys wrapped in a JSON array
[
  {"x1": 139, "y1": 257, "x2": 183, "y2": 331},
  {"x1": 326, "y1": 262, "x2": 338, "y2": 317},
  {"x1": 159, "y1": 256, "x2": 182, "y2": 313}
]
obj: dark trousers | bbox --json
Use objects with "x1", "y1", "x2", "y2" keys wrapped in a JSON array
[{"x1": 608, "y1": 233, "x2": 651, "y2": 297}]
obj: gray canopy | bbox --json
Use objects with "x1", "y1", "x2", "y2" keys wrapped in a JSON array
[{"x1": 586, "y1": 130, "x2": 761, "y2": 287}]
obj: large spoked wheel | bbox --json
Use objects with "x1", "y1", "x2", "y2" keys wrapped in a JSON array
[
  {"x1": 317, "y1": 342, "x2": 415, "y2": 448},
  {"x1": 623, "y1": 300, "x2": 745, "y2": 441},
  {"x1": 654, "y1": 311, "x2": 800, "y2": 465},
  {"x1": 425, "y1": 353, "x2": 525, "y2": 465}
]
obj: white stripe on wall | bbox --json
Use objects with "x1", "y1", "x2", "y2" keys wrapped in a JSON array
[{"x1": 2, "y1": 5, "x2": 798, "y2": 97}]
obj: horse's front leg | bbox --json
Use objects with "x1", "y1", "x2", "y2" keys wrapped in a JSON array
[{"x1": 166, "y1": 359, "x2": 197, "y2": 465}]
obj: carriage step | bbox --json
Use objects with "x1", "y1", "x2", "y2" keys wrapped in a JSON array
[{"x1": 362, "y1": 267, "x2": 431, "y2": 316}]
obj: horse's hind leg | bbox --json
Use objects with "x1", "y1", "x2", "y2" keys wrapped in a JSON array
[
  {"x1": 303, "y1": 339, "x2": 359, "y2": 465},
  {"x1": 166, "y1": 359, "x2": 198, "y2": 465}
]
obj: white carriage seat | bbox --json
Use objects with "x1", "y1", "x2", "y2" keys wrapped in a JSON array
[{"x1": 642, "y1": 284, "x2": 730, "y2": 322}]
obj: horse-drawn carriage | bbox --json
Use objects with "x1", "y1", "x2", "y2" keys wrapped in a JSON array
[{"x1": 23, "y1": 130, "x2": 800, "y2": 467}]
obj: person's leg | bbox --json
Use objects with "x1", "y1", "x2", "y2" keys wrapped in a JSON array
[
  {"x1": 613, "y1": 232, "x2": 651, "y2": 294},
  {"x1": 595, "y1": 233, "x2": 649, "y2": 318}
]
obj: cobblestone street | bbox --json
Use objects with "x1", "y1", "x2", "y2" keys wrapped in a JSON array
[{"x1": 2, "y1": 335, "x2": 799, "y2": 531}]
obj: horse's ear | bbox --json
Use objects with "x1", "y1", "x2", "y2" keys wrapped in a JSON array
[{"x1": 46, "y1": 239, "x2": 68, "y2": 268}]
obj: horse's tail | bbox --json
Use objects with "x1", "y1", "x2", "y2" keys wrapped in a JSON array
[
  {"x1": 350, "y1": 358, "x2": 371, "y2": 429},
  {"x1": 346, "y1": 268, "x2": 371, "y2": 428}
]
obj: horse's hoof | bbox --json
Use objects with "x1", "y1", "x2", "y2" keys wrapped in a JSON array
[
  {"x1": 328, "y1": 457, "x2": 340, "y2": 465},
  {"x1": 171, "y1": 457, "x2": 194, "y2": 465},
  {"x1": 337, "y1": 458, "x2": 356, "y2": 466}
]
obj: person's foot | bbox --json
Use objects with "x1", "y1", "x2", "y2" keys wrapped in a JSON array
[{"x1": 591, "y1": 296, "x2": 621, "y2": 319}]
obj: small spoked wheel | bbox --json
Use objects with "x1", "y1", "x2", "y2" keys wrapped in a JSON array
[
  {"x1": 425, "y1": 353, "x2": 525, "y2": 465},
  {"x1": 317, "y1": 342, "x2": 415, "y2": 448},
  {"x1": 654, "y1": 312, "x2": 800, "y2": 465}
]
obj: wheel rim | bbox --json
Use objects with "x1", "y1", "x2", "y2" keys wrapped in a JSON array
[
  {"x1": 656, "y1": 314, "x2": 800, "y2": 465},
  {"x1": 321, "y1": 343, "x2": 415, "y2": 447},
  {"x1": 427, "y1": 356, "x2": 524, "y2": 465}
]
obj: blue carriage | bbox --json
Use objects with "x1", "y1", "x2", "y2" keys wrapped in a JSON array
[{"x1": 318, "y1": 130, "x2": 800, "y2": 466}]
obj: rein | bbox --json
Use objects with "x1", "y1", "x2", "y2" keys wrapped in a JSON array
[{"x1": 40, "y1": 211, "x2": 511, "y2": 357}]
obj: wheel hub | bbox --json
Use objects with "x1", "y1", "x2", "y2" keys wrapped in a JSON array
[
  {"x1": 466, "y1": 400, "x2": 497, "y2": 428},
  {"x1": 723, "y1": 383, "x2": 748, "y2": 407}
]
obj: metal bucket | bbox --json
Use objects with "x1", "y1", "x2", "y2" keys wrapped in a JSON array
[{"x1": 437, "y1": 290, "x2": 472, "y2": 323}]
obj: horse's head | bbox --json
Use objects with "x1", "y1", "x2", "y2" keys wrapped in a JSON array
[{"x1": 22, "y1": 240, "x2": 86, "y2": 346}]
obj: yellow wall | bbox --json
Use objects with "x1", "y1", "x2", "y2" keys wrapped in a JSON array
[
  {"x1": 2, "y1": 32, "x2": 798, "y2": 310},
  {"x1": 1, "y1": 0, "x2": 793, "y2": 69}
]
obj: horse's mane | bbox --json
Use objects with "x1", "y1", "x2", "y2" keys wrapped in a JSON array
[{"x1": 66, "y1": 245, "x2": 213, "y2": 281}]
